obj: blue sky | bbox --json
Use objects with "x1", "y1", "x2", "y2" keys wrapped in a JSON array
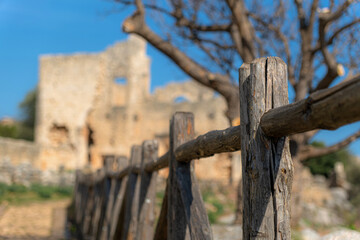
[{"x1": 0, "y1": 0, "x2": 359, "y2": 156}]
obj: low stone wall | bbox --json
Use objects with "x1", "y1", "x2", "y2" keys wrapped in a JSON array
[
  {"x1": 0, "y1": 158, "x2": 74, "y2": 186},
  {"x1": 0, "y1": 137, "x2": 40, "y2": 166}
]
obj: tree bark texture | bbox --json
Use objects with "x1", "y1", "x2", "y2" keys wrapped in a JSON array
[{"x1": 239, "y1": 57, "x2": 294, "y2": 239}]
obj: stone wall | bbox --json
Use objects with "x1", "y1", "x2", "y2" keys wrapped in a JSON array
[
  {"x1": 0, "y1": 158, "x2": 74, "y2": 186},
  {"x1": 0, "y1": 138, "x2": 74, "y2": 186},
  {"x1": 0, "y1": 137, "x2": 40, "y2": 167}
]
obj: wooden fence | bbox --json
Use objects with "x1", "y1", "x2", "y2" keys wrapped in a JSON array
[{"x1": 70, "y1": 57, "x2": 360, "y2": 240}]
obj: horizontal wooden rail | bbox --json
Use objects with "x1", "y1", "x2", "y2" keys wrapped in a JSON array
[
  {"x1": 261, "y1": 75, "x2": 360, "y2": 137},
  {"x1": 143, "y1": 125, "x2": 242, "y2": 172}
]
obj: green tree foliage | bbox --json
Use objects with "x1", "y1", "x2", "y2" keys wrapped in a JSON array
[
  {"x1": 0, "y1": 89, "x2": 37, "y2": 141},
  {"x1": 303, "y1": 141, "x2": 352, "y2": 178},
  {"x1": 19, "y1": 89, "x2": 36, "y2": 130},
  {"x1": 0, "y1": 125, "x2": 18, "y2": 138},
  {"x1": 17, "y1": 88, "x2": 37, "y2": 141}
]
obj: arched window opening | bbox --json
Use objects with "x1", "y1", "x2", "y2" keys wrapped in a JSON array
[
  {"x1": 114, "y1": 77, "x2": 127, "y2": 85},
  {"x1": 174, "y1": 96, "x2": 188, "y2": 103}
]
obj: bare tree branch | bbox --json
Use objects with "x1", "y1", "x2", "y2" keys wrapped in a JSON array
[
  {"x1": 312, "y1": 19, "x2": 360, "y2": 53},
  {"x1": 225, "y1": 0, "x2": 256, "y2": 62},
  {"x1": 298, "y1": 129, "x2": 360, "y2": 161},
  {"x1": 248, "y1": 12, "x2": 296, "y2": 87},
  {"x1": 320, "y1": 0, "x2": 354, "y2": 24},
  {"x1": 313, "y1": 2, "x2": 354, "y2": 91},
  {"x1": 122, "y1": 5, "x2": 239, "y2": 121}
]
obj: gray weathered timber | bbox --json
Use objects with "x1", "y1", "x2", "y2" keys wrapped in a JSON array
[
  {"x1": 114, "y1": 145, "x2": 142, "y2": 240},
  {"x1": 168, "y1": 112, "x2": 213, "y2": 240},
  {"x1": 175, "y1": 125, "x2": 241, "y2": 162},
  {"x1": 144, "y1": 151, "x2": 169, "y2": 172},
  {"x1": 136, "y1": 140, "x2": 158, "y2": 240},
  {"x1": 144, "y1": 126, "x2": 241, "y2": 172},
  {"x1": 102, "y1": 156, "x2": 128, "y2": 240},
  {"x1": 261, "y1": 74, "x2": 360, "y2": 137},
  {"x1": 153, "y1": 184, "x2": 168, "y2": 240},
  {"x1": 239, "y1": 57, "x2": 293, "y2": 239},
  {"x1": 82, "y1": 181, "x2": 95, "y2": 236},
  {"x1": 109, "y1": 176, "x2": 128, "y2": 240},
  {"x1": 96, "y1": 157, "x2": 116, "y2": 240},
  {"x1": 90, "y1": 170, "x2": 106, "y2": 239}
]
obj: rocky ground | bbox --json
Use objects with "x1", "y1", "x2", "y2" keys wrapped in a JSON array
[
  {"x1": 0, "y1": 200, "x2": 359, "y2": 240},
  {"x1": 0, "y1": 200, "x2": 69, "y2": 240}
]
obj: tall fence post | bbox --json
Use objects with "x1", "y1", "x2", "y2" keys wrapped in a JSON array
[
  {"x1": 109, "y1": 157, "x2": 129, "y2": 240},
  {"x1": 114, "y1": 145, "x2": 142, "y2": 240},
  {"x1": 96, "y1": 157, "x2": 115, "y2": 240},
  {"x1": 102, "y1": 156, "x2": 128, "y2": 240},
  {"x1": 239, "y1": 57, "x2": 293, "y2": 239},
  {"x1": 167, "y1": 112, "x2": 213, "y2": 240},
  {"x1": 136, "y1": 140, "x2": 158, "y2": 240}
]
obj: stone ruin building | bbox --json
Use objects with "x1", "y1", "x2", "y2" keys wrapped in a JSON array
[{"x1": 0, "y1": 35, "x2": 241, "y2": 182}]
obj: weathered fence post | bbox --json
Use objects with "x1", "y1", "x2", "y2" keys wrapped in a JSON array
[
  {"x1": 82, "y1": 174, "x2": 95, "y2": 237},
  {"x1": 167, "y1": 112, "x2": 213, "y2": 240},
  {"x1": 239, "y1": 57, "x2": 293, "y2": 239},
  {"x1": 153, "y1": 184, "x2": 168, "y2": 240},
  {"x1": 91, "y1": 169, "x2": 106, "y2": 239},
  {"x1": 96, "y1": 157, "x2": 115, "y2": 240},
  {"x1": 102, "y1": 156, "x2": 128, "y2": 240},
  {"x1": 109, "y1": 157, "x2": 129, "y2": 240},
  {"x1": 114, "y1": 145, "x2": 142, "y2": 240},
  {"x1": 136, "y1": 140, "x2": 158, "y2": 240}
]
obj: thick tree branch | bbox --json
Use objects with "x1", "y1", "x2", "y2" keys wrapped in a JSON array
[
  {"x1": 225, "y1": 0, "x2": 256, "y2": 62},
  {"x1": 309, "y1": 0, "x2": 319, "y2": 30},
  {"x1": 294, "y1": 0, "x2": 317, "y2": 100},
  {"x1": 298, "y1": 129, "x2": 360, "y2": 161},
  {"x1": 122, "y1": 8, "x2": 239, "y2": 120},
  {"x1": 118, "y1": 0, "x2": 232, "y2": 32}
]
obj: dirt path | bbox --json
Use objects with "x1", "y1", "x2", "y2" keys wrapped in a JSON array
[{"x1": 0, "y1": 200, "x2": 69, "y2": 240}]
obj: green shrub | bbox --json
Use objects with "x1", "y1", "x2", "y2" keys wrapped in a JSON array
[
  {"x1": 7, "y1": 184, "x2": 28, "y2": 193},
  {"x1": 0, "y1": 125, "x2": 18, "y2": 138},
  {"x1": 303, "y1": 141, "x2": 351, "y2": 178},
  {"x1": 31, "y1": 184, "x2": 55, "y2": 199},
  {"x1": 0, "y1": 183, "x2": 8, "y2": 197},
  {"x1": 56, "y1": 186, "x2": 73, "y2": 196}
]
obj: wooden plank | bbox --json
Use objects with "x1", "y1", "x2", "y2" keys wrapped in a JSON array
[
  {"x1": 153, "y1": 184, "x2": 168, "y2": 240},
  {"x1": 83, "y1": 186, "x2": 94, "y2": 236},
  {"x1": 239, "y1": 57, "x2": 293, "y2": 239},
  {"x1": 96, "y1": 157, "x2": 116, "y2": 240},
  {"x1": 90, "y1": 170, "x2": 106, "y2": 239},
  {"x1": 260, "y1": 74, "x2": 360, "y2": 137},
  {"x1": 113, "y1": 145, "x2": 142, "y2": 240},
  {"x1": 136, "y1": 140, "x2": 158, "y2": 240},
  {"x1": 101, "y1": 156, "x2": 128, "y2": 240},
  {"x1": 167, "y1": 112, "x2": 213, "y2": 240},
  {"x1": 109, "y1": 176, "x2": 128, "y2": 240}
]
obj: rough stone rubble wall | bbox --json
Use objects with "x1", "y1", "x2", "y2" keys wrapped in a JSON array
[{"x1": 0, "y1": 137, "x2": 40, "y2": 167}]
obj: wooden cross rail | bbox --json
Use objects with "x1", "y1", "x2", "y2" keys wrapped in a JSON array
[{"x1": 70, "y1": 57, "x2": 360, "y2": 240}]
